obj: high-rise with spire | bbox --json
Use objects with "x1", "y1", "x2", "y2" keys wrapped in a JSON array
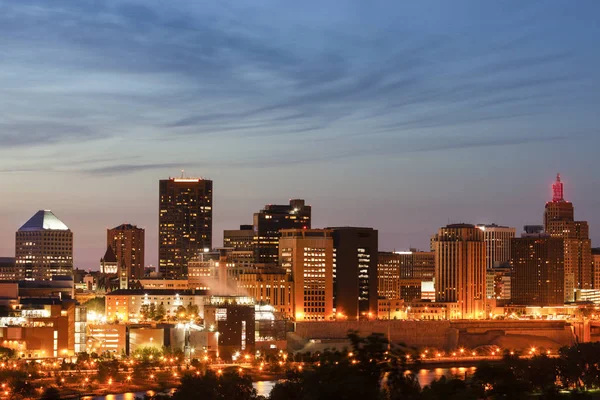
[{"x1": 544, "y1": 174, "x2": 592, "y2": 301}]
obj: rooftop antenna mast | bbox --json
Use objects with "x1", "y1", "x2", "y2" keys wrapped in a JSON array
[{"x1": 181, "y1": 169, "x2": 185, "y2": 179}]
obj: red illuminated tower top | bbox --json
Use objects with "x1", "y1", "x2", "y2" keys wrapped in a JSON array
[{"x1": 552, "y1": 173, "x2": 564, "y2": 202}]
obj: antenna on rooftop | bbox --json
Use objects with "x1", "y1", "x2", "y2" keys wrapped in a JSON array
[{"x1": 181, "y1": 169, "x2": 185, "y2": 179}]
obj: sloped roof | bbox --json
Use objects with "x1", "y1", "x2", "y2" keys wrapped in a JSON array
[
  {"x1": 101, "y1": 246, "x2": 118, "y2": 263},
  {"x1": 19, "y1": 210, "x2": 69, "y2": 231},
  {"x1": 111, "y1": 223, "x2": 139, "y2": 230}
]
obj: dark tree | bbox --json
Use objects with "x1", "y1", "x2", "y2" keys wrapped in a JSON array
[
  {"x1": 83, "y1": 297, "x2": 106, "y2": 315},
  {"x1": 172, "y1": 370, "x2": 258, "y2": 400},
  {"x1": 421, "y1": 376, "x2": 479, "y2": 400},
  {"x1": 384, "y1": 370, "x2": 421, "y2": 400},
  {"x1": 40, "y1": 386, "x2": 61, "y2": 400}
]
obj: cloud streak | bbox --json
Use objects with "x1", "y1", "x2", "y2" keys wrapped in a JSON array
[
  {"x1": 0, "y1": 0, "x2": 594, "y2": 156},
  {"x1": 73, "y1": 132, "x2": 589, "y2": 176}
]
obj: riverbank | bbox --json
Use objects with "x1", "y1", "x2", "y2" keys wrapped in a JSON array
[{"x1": 56, "y1": 359, "x2": 494, "y2": 399}]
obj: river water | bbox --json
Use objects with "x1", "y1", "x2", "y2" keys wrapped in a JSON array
[
  {"x1": 85, "y1": 367, "x2": 475, "y2": 399},
  {"x1": 406, "y1": 366, "x2": 477, "y2": 387},
  {"x1": 82, "y1": 382, "x2": 277, "y2": 400}
]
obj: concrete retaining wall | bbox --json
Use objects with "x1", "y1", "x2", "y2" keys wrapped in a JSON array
[{"x1": 291, "y1": 320, "x2": 575, "y2": 351}]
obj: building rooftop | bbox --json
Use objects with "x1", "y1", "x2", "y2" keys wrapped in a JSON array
[
  {"x1": 476, "y1": 223, "x2": 513, "y2": 229},
  {"x1": 111, "y1": 223, "x2": 142, "y2": 231},
  {"x1": 101, "y1": 246, "x2": 117, "y2": 263},
  {"x1": 446, "y1": 223, "x2": 476, "y2": 229},
  {"x1": 18, "y1": 210, "x2": 69, "y2": 231},
  {"x1": 107, "y1": 289, "x2": 208, "y2": 296},
  {"x1": 18, "y1": 279, "x2": 73, "y2": 289},
  {"x1": 325, "y1": 226, "x2": 377, "y2": 231}
]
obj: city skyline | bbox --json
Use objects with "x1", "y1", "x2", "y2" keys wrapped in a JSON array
[
  {"x1": 1, "y1": 1, "x2": 600, "y2": 269},
  {"x1": 0, "y1": 172, "x2": 596, "y2": 270}
]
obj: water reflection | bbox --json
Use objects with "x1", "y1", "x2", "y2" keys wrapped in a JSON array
[
  {"x1": 254, "y1": 381, "x2": 277, "y2": 397},
  {"x1": 84, "y1": 371, "x2": 470, "y2": 400},
  {"x1": 405, "y1": 367, "x2": 475, "y2": 388},
  {"x1": 84, "y1": 382, "x2": 276, "y2": 400}
]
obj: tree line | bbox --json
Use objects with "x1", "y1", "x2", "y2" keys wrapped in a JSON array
[{"x1": 147, "y1": 332, "x2": 600, "y2": 399}]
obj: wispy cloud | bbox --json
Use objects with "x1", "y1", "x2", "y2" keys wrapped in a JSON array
[
  {"x1": 0, "y1": 0, "x2": 597, "y2": 164},
  {"x1": 71, "y1": 132, "x2": 589, "y2": 175}
]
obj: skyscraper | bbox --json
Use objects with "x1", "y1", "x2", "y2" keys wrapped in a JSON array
[
  {"x1": 395, "y1": 249, "x2": 435, "y2": 280},
  {"x1": 377, "y1": 252, "x2": 402, "y2": 300},
  {"x1": 328, "y1": 227, "x2": 378, "y2": 321},
  {"x1": 433, "y1": 224, "x2": 486, "y2": 319},
  {"x1": 253, "y1": 199, "x2": 311, "y2": 264},
  {"x1": 107, "y1": 224, "x2": 145, "y2": 281},
  {"x1": 279, "y1": 229, "x2": 333, "y2": 321},
  {"x1": 544, "y1": 174, "x2": 592, "y2": 301},
  {"x1": 592, "y1": 248, "x2": 600, "y2": 290},
  {"x1": 15, "y1": 210, "x2": 73, "y2": 281},
  {"x1": 544, "y1": 174, "x2": 574, "y2": 227},
  {"x1": 510, "y1": 233, "x2": 564, "y2": 306},
  {"x1": 159, "y1": 177, "x2": 213, "y2": 278},
  {"x1": 377, "y1": 250, "x2": 434, "y2": 301},
  {"x1": 476, "y1": 224, "x2": 516, "y2": 269}
]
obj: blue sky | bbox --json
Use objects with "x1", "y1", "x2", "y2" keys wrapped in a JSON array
[{"x1": 1, "y1": 1, "x2": 599, "y2": 269}]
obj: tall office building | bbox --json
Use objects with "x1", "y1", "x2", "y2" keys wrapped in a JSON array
[
  {"x1": 377, "y1": 252, "x2": 402, "y2": 300},
  {"x1": 544, "y1": 174, "x2": 592, "y2": 301},
  {"x1": 223, "y1": 225, "x2": 255, "y2": 252},
  {"x1": 510, "y1": 233, "x2": 564, "y2": 306},
  {"x1": 377, "y1": 250, "x2": 434, "y2": 301},
  {"x1": 15, "y1": 210, "x2": 73, "y2": 281},
  {"x1": 279, "y1": 229, "x2": 333, "y2": 321},
  {"x1": 254, "y1": 199, "x2": 311, "y2": 264},
  {"x1": 236, "y1": 267, "x2": 293, "y2": 316},
  {"x1": 107, "y1": 224, "x2": 145, "y2": 281},
  {"x1": 476, "y1": 224, "x2": 516, "y2": 268},
  {"x1": 396, "y1": 249, "x2": 435, "y2": 280},
  {"x1": 433, "y1": 224, "x2": 486, "y2": 319},
  {"x1": 544, "y1": 174, "x2": 574, "y2": 227},
  {"x1": 159, "y1": 177, "x2": 213, "y2": 278},
  {"x1": 328, "y1": 227, "x2": 378, "y2": 320},
  {"x1": 485, "y1": 267, "x2": 511, "y2": 300},
  {"x1": 592, "y1": 248, "x2": 600, "y2": 290}
]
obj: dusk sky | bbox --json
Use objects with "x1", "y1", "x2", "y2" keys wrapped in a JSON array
[{"x1": 1, "y1": 1, "x2": 599, "y2": 270}]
